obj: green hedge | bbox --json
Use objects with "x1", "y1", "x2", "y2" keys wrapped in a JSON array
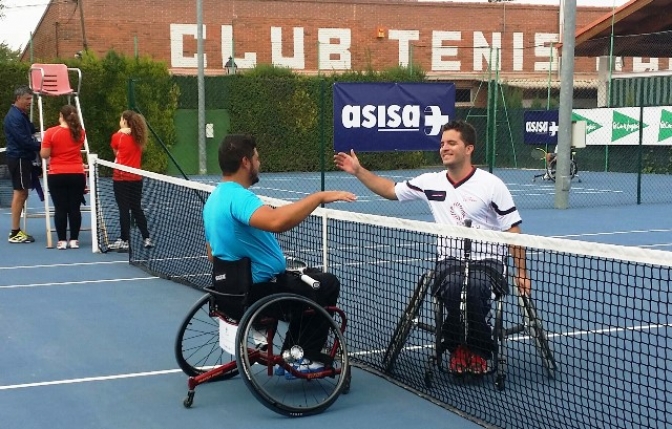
[
  {"x1": 174, "y1": 66, "x2": 431, "y2": 173},
  {"x1": 0, "y1": 52, "x2": 177, "y2": 173}
]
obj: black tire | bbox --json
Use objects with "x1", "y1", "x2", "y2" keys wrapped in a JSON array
[
  {"x1": 432, "y1": 296, "x2": 445, "y2": 370},
  {"x1": 382, "y1": 271, "x2": 433, "y2": 372},
  {"x1": 236, "y1": 293, "x2": 349, "y2": 417},
  {"x1": 174, "y1": 294, "x2": 238, "y2": 379},
  {"x1": 183, "y1": 391, "x2": 194, "y2": 408},
  {"x1": 520, "y1": 295, "x2": 557, "y2": 379},
  {"x1": 495, "y1": 375, "x2": 505, "y2": 391},
  {"x1": 547, "y1": 159, "x2": 557, "y2": 181}
]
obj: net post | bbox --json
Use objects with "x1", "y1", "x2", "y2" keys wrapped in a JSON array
[
  {"x1": 88, "y1": 153, "x2": 100, "y2": 253},
  {"x1": 322, "y1": 212, "x2": 328, "y2": 272}
]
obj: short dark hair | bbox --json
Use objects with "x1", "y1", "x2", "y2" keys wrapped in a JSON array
[
  {"x1": 218, "y1": 134, "x2": 257, "y2": 175},
  {"x1": 14, "y1": 85, "x2": 32, "y2": 100},
  {"x1": 441, "y1": 120, "x2": 476, "y2": 147}
]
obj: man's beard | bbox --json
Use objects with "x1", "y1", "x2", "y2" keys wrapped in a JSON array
[{"x1": 250, "y1": 170, "x2": 259, "y2": 185}]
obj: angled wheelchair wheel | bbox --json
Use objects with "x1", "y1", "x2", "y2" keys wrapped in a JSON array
[
  {"x1": 546, "y1": 160, "x2": 557, "y2": 181},
  {"x1": 236, "y1": 293, "x2": 349, "y2": 417},
  {"x1": 520, "y1": 295, "x2": 557, "y2": 379},
  {"x1": 382, "y1": 271, "x2": 433, "y2": 373},
  {"x1": 546, "y1": 159, "x2": 577, "y2": 182},
  {"x1": 174, "y1": 294, "x2": 238, "y2": 379},
  {"x1": 570, "y1": 159, "x2": 578, "y2": 179}
]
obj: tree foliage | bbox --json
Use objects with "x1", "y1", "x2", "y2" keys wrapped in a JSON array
[
  {"x1": 0, "y1": 51, "x2": 178, "y2": 173},
  {"x1": 0, "y1": 42, "x2": 21, "y2": 63}
]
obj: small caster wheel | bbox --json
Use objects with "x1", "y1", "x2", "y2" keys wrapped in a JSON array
[
  {"x1": 424, "y1": 369, "x2": 434, "y2": 388},
  {"x1": 341, "y1": 371, "x2": 352, "y2": 394},
  {"x1": 495, "y1": 375, "x2": 505, "y2": 391},
  {"x1": 183, "y1": 390, "x2": 195, "y2": 408}
]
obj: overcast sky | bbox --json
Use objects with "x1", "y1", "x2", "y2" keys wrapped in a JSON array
[{"x1": 0, "y1": 0, "x2": 630, "y2": 51}]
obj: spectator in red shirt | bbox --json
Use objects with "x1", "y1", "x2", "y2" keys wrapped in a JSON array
[
  {"x1": 40, "y1": 105, "x2": 86, "y2": 250},
  {"x1": 108, "y1": 110, "x2": 153, "y2": 252}
]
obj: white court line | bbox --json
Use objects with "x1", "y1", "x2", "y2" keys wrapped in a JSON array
[
  {"x1": 351, "y1": 322, "x2": 672, "y2": 357},
  {"x1": 2, "y1": 322, "x2": 669, "y2": 391},
  {"x1": 0, "y1": 369, "x2": 182, "y2": 391},
  {"x1": 0, "y1": 261, "x2": 128, "y2": 271},
  {"x1": 0, "y1": 277, "x2": 159, "y2": 289},
  {"x1": 552, "y1": 228, "x2": 672, "y2": 239},
  {"x1": 252, "y1": 187, "x2": 311, "y2": 196}
]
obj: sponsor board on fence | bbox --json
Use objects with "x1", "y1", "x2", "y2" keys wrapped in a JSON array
[
  {"x1": 333, "y1": 83, "x2": 455, "y2": 152},
  {"x1": 525, "y1": 107, "x2": 672, "y2": 146}
]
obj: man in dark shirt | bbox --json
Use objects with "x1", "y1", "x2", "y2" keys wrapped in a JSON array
[{"x1": 4, "y1": 86, "x2": 40, "y2": 243}]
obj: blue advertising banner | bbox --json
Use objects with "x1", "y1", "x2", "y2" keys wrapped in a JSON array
[
  {"x1": 333, "y1": 83, "x2": 455, "y2": 152},
  {"x1": 523, "y1": 110, "x2": 560, "y2": 145}
]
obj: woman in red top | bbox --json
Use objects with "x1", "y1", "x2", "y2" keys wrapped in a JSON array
[
  {"x1": 108, "y1": 110, "x2": 152, "y2": 252},
  {"x1": 40, "y1": 105, "x2": 86, "y2": 250}
]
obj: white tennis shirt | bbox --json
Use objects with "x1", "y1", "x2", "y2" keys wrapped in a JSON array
[{"x1": 394, "y1": 167, "x2": 522, "y2": 261}]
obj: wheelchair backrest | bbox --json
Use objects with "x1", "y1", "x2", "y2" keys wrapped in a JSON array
[{"x1": 206, "y1": 257, "x2": 253, "y2": 321}]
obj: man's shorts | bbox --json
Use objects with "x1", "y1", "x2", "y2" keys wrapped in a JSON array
[{"x1": 6, "y1": 157, "x2": 33, "y2": 191}]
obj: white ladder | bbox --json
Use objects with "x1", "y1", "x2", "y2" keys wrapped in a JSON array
[{"x1": 28, "y1": 64, "x2": 93, "y2": 249}]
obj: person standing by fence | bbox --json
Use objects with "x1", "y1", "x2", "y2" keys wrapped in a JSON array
[{"x1": 108, "y1": 110, "x2": 153, "y2": 252}]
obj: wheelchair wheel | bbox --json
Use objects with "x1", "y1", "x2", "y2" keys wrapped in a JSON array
[
  {"x1": 236, "y1": 293, "x2": 350, "y2": 417},
  {"x1": 520, "y1": 295, "x2": 557, "y2": 379},
  {"x1": 174, "y1": 294, "x2": 238, "y2": 379},
  {"x1": 546, "y1": 159, "x2": 577, "y2": 182},
  {"x1": 382, "y1": 271, "x2": 433, "y2": 373}
]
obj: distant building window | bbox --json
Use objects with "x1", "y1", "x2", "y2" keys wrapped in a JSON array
[{"x1": 455, "y1": 88, "x2": 472, "y2": 103}]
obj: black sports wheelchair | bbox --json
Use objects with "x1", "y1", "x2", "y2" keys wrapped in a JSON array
[
  {"x1": 532, "y1": 146, "x2": 581, "y2": 183},
  {"x1": 382, "y1": 221, "x2": 556, "y2": 390},
  {"x1": 174, "y1": 256, "x2": 351, "y2": 417}
]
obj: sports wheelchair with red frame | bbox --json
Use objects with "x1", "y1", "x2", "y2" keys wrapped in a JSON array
[{"x1": 174, "y1": 257, "x2": 351, "y2": 416}]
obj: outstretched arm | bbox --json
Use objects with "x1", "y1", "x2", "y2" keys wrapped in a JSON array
[
  {"x1": 334, "y1": 150, "x2": 398, "y2": 200},
  {"x1": 249, "y1": 191, "x2": 357, "y2": 233},
  {"x1": 506, "y1": 225, "x2": 531, "y2": 296}
]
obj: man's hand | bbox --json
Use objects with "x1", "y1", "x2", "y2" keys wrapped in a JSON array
[
  {"x1": 320, "y1": 191, "x2": 357, "y2": 204},
  {"x1": 334, "y1": 150, "x2": 361, "y2": 175},
  {"x1": 515, "y1": 275, "x2": 531, "y2": 297}
]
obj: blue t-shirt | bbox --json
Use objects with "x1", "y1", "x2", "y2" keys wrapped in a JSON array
[
  {"x1": 203, "y1": 181, "x2": 285, "y2": 283},
  {"x1": 3, "y1": 105, "x2": 39, "y2": 160}
]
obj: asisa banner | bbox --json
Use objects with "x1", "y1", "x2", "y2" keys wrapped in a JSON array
[{"x1": 333, "y1": 83, "x2": 455, "y2": 152}]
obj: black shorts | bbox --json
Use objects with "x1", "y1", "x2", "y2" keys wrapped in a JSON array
[{"x1": 6, "y1": 157, "x2": 33, "y2": 191}]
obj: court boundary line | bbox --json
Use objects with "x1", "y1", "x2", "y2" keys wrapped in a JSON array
[
  {"x1": 0, "y1": 277, "x2": 159, "y2": 289},
  {"x1": 0, "y1": 260, "x2": 128, "y2": 270},
  {"x1": 0, "y1": 369, "x2": 182, "y2": 391},
  {"x1": 3, "y1": 321, "x2": 669, "y2": 392},
  {"x1": 352, "y1": 321, "x2": 672, "y2": 357}
]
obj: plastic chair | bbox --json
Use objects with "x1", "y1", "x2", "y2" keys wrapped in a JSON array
[{"x1": 29, "y1": 64, "x2": 81, "y2": 96}]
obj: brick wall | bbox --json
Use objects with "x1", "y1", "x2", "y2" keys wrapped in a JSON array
[{"x1": 27, "y1": 0, "x2": 618, "y2": 79}]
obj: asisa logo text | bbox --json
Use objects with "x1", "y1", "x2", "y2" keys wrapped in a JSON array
[
  {"x1": 341, "y1": 104, "x2": 449, "y2": 136},
  {"x1": 525, "y1": 121, "x2": 559, "y2": 136}
]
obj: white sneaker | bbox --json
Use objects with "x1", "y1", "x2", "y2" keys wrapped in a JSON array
[
  {"x1": 56, "y1": 241, "x2": 67, "y2": 250},
  {"x1": 108, "y1": 239, "x2": 124, "y2": 250},
  {"x1": 69, "y1": 240, "x2": 79, "y2": 249},
  {"x1": 117, "y1": 241, "x2": 129, "y2": 253},
  {"x1": 279, "y1": 358, "x2": 326, "y2": 380},
  {"x1": 143, "y1": 238, "x2": 154, "y2": 248}
]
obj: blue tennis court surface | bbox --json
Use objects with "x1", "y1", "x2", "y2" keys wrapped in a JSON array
[
  {"x1": 0, "y1": 203, "x2": 482, "y2": 429},
  {"x1": 3, "y1": 171, "x2": 672, "y2": 429}
]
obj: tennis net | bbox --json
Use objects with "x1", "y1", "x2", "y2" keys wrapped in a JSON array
[{"x1": 91, "y1": 157, "x2": 672, "y2": 429}]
